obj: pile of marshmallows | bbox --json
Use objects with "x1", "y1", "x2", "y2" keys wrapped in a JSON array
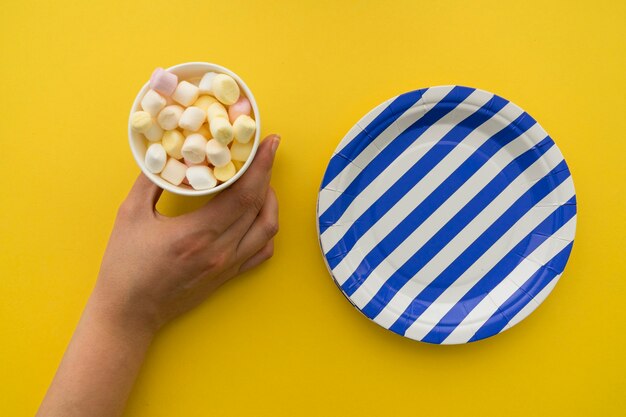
[{"x1": 130, "y1": 68, "x2": 256, "y2": 190}]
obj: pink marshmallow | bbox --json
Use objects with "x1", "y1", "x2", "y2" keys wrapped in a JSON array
[
  {"x1": 149, "y1": 68, "x2": 178, "y2": 96},
  {"x1": 228, "y1": 96, "x2": 252, "y2": 124}
]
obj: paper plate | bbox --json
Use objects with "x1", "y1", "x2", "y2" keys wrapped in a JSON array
[{"x1": 317, "y1": 86, "x2": 576, "y2": 344}]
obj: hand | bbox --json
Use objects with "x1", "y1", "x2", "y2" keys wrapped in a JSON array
[
  {"x1": 92, "y1": 134, "x2": 280, "y2": 334},
  {"x1": 37, "y1": 134, "x2": 280, "y2": 417}
]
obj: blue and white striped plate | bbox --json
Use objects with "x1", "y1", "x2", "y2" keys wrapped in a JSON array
[{"x1": 317, "y1": 86, "x2": 576, "y2": 344}]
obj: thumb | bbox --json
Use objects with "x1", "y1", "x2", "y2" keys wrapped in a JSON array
[{"x1": 125, "y1": 173, "x2": 163, "y2": 213}]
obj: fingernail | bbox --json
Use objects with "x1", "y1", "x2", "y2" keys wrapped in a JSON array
[{"x1": 271, "y1": 135, "x2": 281, "y2": 154}]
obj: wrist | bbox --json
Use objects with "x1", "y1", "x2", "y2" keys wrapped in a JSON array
[{"x1": 86, "y1": 285, "x2": 159, "y2": 346}]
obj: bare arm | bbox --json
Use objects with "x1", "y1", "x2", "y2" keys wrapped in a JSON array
[{"x1": 37, "y1": 135, "x2": 280, "y2": 417}]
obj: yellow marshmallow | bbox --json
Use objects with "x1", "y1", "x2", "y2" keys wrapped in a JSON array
[
  {"x1": 193, "y1": 95, "x2": 219, "y2": 112},
  {"x1": 230, "y1": 140, "x2": 253, "y2": 162},
  {"x1": 210, "y1": 117, "x2": 233, "y2": 145},
  {"x1": 232, "y1": 160, "x2": 244, "y2": 171},
  {"x1": 183, "y1": 124, "x2": 211, "y2": 138},
  {"x1": 213, "y1": 161, "x2": 236, "y2": 182},
  {"x1": 212, "y1": 74, "x2": 240, "y2": 105},
  {"x1": 130, "y1": 111, "x2": 153, "y2": 133},
  {"x1": 207, "y1": 102, "x2": 228, "y2": 121},
  {"x1": 161, "y1": 130, "x2": 184, "y2": 159},
  {"x1": 232, "y1": 115, "x2": 256, "y2": 144}
]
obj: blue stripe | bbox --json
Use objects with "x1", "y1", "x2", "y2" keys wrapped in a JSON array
[
  {"x1": 386, "y1": 161, "x2": 572, "y2": 335},
  {"x1": 323, "y1": 95, "x2": 511, "y2": 267},
  {"x1": 318, "y1": 86, "x2": 475, "y2": 233},
  {"x1": 325, "y1": 102, "x2": 531, "y2": 271},
  {"x1": 320, "y1": 89, "x2": 426, "y2": 189},
  {"x1": 420, "y1": 200, "x2": 576, "y2": 343},
  {"x1": 468, "y1": 241, "x2": 574, "y2": 343},
  {"x1": 341, "y1": 133, "x2": 552, "y2": 298}
]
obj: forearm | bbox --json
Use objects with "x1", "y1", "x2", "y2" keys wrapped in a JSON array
[{"x1": 37, "y1": 291, "x2": 155, "y2": 417}]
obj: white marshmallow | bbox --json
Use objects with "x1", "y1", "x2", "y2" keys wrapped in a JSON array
[
  {"x1": 206, "y1": 102, "x2": 228, "y2": 121},
  {"x1": 144, "y1": 143, "x2": 167, "y2": 174},
  {"x1": 130, "y1": 111, "x2": 153, "y2": 133},
  {"x1": 214, "y1": 161, "x2": 236, "y2": 182},
  {"x1": 160, "y1": 158, "x2": 187, "y2": 185},
  {"x1": 184, "y1": 156, "x2": 206, "y2": 166},
  {"x1": 210, "y1": 117, "x2": 234, "y2": 145},
  {"x1": 232, "y1": 115, "x2": 256, "y2": 144},
  {"x1": 171, "y1": 81, "x2": 199, "y2": 107},
  {"x1": 141, "y1": 89, "x2": 166, "y2": 117},
  {"x1": 205, "y1": 139, "x2": 231, "y2": 167},
  {"x1": 198, "y1": 72, "x2": 218, "y2": 95},
  {"x1": 186, "y1": 165, "x2": 217, "y2": 190},
  {"x1": 157, "y1": 105, "x2": 184, "y2": 130},
  {"x1": 181, "y1": 134, "x2": 208, "y2": 164},
  {"x1": 162, "y1": 130, "x2": 184, "y2": 159},
  {"x1": 178, "y1": 106, "x2": 206, "y2": 132},
  {"x1": 212, "y1": 74, "x2": 240, "y2": 105},
  {"x1": 230, "y1": 139, "x2": 253, "y2": 162},
  {"x1": 144, "y1": 122, "x2": 164, "y2": 142}
]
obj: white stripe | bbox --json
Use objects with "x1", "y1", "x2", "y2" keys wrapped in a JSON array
[
  {"x1": 334, "y1": 98, "x2": 394, "y2": 155},
  {"x1": 329, "y1": 103, "x2": 532, "y2": 286},
  {"x1": 502, "y1": 274, "x2": 561, "y2": 332},
  {"x1": 440, "y1": 216, "x2": 576, "y2": 344},
  {"x1": 318, "y1": 86, "x2": 453, "y2": 217},
  {"x1": 319, "y1": 88, "x2": 492, "y2": 250},
  {"x1": 372, "y1": 149, "x2": 569, "y2": 329},
  {"x1": 345, "y1": 123, "x2": 552, "y2": 304}
]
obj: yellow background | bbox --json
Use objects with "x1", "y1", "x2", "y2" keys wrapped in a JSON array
[{"x1": 1, "y1": 1, "x2": 625, "y2": 416}]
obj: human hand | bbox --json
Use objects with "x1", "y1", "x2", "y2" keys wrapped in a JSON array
[{"x1": 91, "y1": 134, "x2": 280, "y2": 335}]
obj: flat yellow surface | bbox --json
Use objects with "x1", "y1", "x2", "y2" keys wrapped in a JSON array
[{"x1": 1, "y1": 1, "x2": 625, "y2": 416}]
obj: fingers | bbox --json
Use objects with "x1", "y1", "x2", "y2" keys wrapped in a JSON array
[
  {"x1": 186, "y1": 134, "x2": 280, "y2": 233},
  {"x1": 235, "y1": 187, "x2": 279, "y2": 260},
  {"x1": 122, "y1": 173, "x2": 163, "y2": 215},
  {"x1": 238, "y1": 240, "x2": 274, "y2": 273}
]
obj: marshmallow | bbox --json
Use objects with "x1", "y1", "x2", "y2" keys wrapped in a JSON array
[
  {"x1": 130, "y1": 111, "x2": 153, "y2": 133},
  {"x1": 207, "y1": 102, "x2": 228, "y2": 120},
  {"x1": 214, "y1": 161, "x2": 236, "y2": 182},
  {"x1": 184, "y1": 156, "x2": 206, "y2": 166},
  {"x1": 161, "y1": 130, "x2": 184, "y2": 159},
  {"x1": 209, "y1": 117, "x2": 234, "y2": 145},
  {"x1": 150, "y1": 68, "x2": 178, "y2": 96},
  {"x1": 178, "y1": 106, "x2": 206, "y2": 132},
  {"x1": 193, "y1": 95, "x2": 219, "y2": 112},
  {"x1": 157, "y1": 105, "x2": 184, "y2": 130},
  {"x1": 212, "y1": 74, "x2": 240, "y2": 105},
  {"x1": 144, "y1": 122, "x2": 164, "y2": 142},
  {"x1": 145, "y1": 143, "x2": 167, "y2": 174},
  {"x1": 233, "y1": 160, "x2": 244, "y2": 171},
  {"x1": 181, "y1": 133, "x2": 208, "y2": 164},
  {"x1": 228, "y1": 96, "x2": 252, "y2": 123},
  {"x1": 141, "y1": 89, "x2": 166, "y2": 117},
  {"x1": 230, "y1": 139, "x2": 253, "y2": 162},
  {"x1": 205, "y1": 139, "x2": 231, "y2": 167},
  {"x1": 232, "y1": 115, "x2": 256, "y2": 144},
  {"x1": 184, "y1": 124, "x2": 211, "y2": 138},
  {"x1": 160, "y1": 158, "x2": 187, "y2": 185},
  {"x1": 198, "y1": 72, "x2": 218, "y2": 95},
  {"x1": 171, "y1": 81, "x2": 199, "y2": 107},
  {"x1": 186, "y1": 165, "x2": 217, "y2": 190}
]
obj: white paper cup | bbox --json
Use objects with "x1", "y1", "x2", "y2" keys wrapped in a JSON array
[{"x1": 128, "y1": 62, "x2": 261, "y2": 196}]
